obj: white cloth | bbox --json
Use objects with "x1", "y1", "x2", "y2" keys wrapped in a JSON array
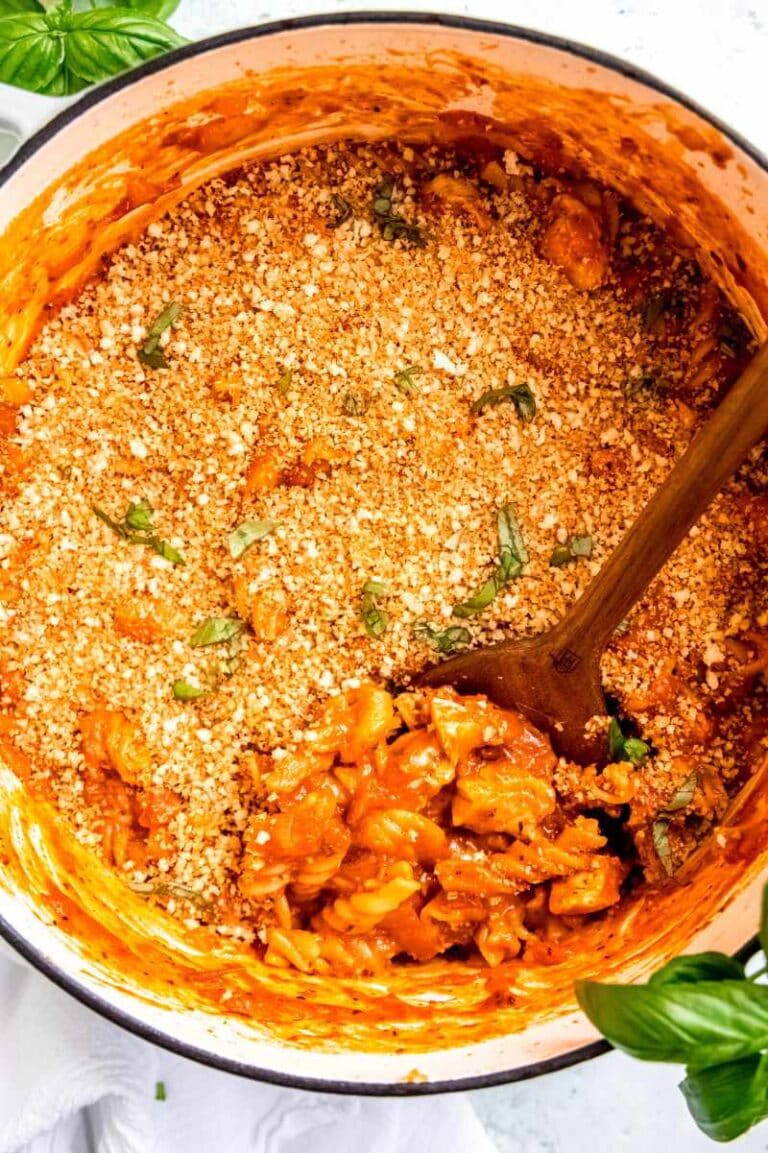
[{"x1": 0, "y1": 945, "x2": 498, "y2": 1153}]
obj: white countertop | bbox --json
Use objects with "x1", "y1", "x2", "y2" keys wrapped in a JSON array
[{"x1": 3, "y1": 3, "x2": 767, "y2": 1150}]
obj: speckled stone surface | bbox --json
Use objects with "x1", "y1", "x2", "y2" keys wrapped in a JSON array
[{"x1": 1, "y1": 3, "x2": 766, "y2": 1149}]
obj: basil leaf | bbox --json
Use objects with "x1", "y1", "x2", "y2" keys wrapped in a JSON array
[
  {"x1": 576, "y1": 979, "x2": 768, "y2": 1067},
  {"x1": 124, "y1": 498, "x2": 154, "y2": 531},
  {"x1": 394, "y1": 365, "x2": 423, "y2": 396},
  {"x1": 360, "y1": 579, "x2": 388, "y2": 637},
  {"x1": 413, "y1": 621, "x2": 472, "y2": 654},
  {"x1": 652, "y1": 818, "x2": 673, "y2": 875},
  {"x1": 0, "y1": 5, "x2": 185, "y2": 95},
  {"x1": 453, "y1": 505, "x2": 527, "y2": 618},
  {"x1": 664, "y1": 771, "x2": 699, "y2": 812},
  {"x1": 607, "y1": 717, "x2": 649, "y2": 765},
  {"x1": 138, "y1": 300, "x2": 182, "y2": 368},
  {"x1": 0, "y1": 0, "x2": 44, "y2": 11},
  {"x1": 190, "y1": 617, "x2": 243, "y2": 648},
  {"x1": 372, "y1": 174, "x2": 427, "y2": 248},
  {"x1": 470, "y1": 383, "x2": 536, "y2": 422},
  {"x1": 681, "y1": 1054, "x2": 768, "y2": 1142},
  {"x1": 150, "y1": 537, "x2": 184, "y2": 565},
  {"x1": 172, "y1": 680, "x2": 206, "y2": 701},
  {"x1": 648, "y1": 953, "x2": 746, "y2": 988},
  {"x1": 0, "y1": 13, "x2": 65, "y2": 92},
  {"x1": 761, "y1": 885, "x2": 768, "y2": 960},
  {"x1": 60, "y1": 8, "x2": 184, "y2": 87},
  {"x1": 155, "y1": 1079, "x2": 167, "y2": 1102},
  {"x1": 341, "y1": 390, "x2": 372, "y2": 417},
  {"x1": 550, "y1": 533, "x2": 593, "y2": 567},
  {"x1": 228, "y1": 519, "x2": 276, "y2": 560},
  {"x1": 327, "y1": 193, "x2": 353, "y2": 229},
  {"x1": 87, "y1": 0, "x2": 180, "y2": 18},
  {"x1": 569, "y1": 534, "x2": 593, "y2": 557}
]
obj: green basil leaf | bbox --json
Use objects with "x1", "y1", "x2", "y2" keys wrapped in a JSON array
[
  {"x1": 608, "y1": 717, "x2": 649, "y2": 765},
  {"x1": 761, "y1": 884, "x2": 768, "y2": 959},
  {"x1": 190, "y1": 617, "x2": 243, "y2": 648},
  {"x1": 0, "y1": 13, "x2": 65, "y2": 92},
  {"x1": 413, "y1": 621, "x2": 472, "y2": 654},
  {"x1": 569, "y1": 534, "x2": 593, "y2": 557},
  {"x1": 393, "y1": 365, "x2": 423, "y2": 396},
  {"x1": 124, "y1": 498, "x2": 154, "y2": 531},
  {"x1": 664, "y1": 771, "x2": 699, "y2": 812},
  {"x1": 154, "y1": 1079, "x2": 167, "y2": 1101},
  {"x1": 327, "y1": 192, "x2": 353, "y2": 229},
  {"x1": 372, "y1": 174, "x2": 427, "y2": 248},
  {"x1": 360, "y1": 579, "x2": 388, "y2": 637},
  {"x1": 681, "y1": 1054, "x2": 768, "y2": 1142},
  {"x1": 172, "y1": 680, "x2": 206, "y2": 701},
  {"x1": 0, "y1": 0, "x2": 44, "y2": 12},
  {"x1": 60, "y1": 8, "x2": 185, "y2": 88},
  {"x1": 453, "y1": 505, "x2": 527, "y2": 618},
  {"x1": 87, "y1": 0, "x2": 181, "y2": 18},
  {"x1": 576, "y1": 979, "x2": 768, "y2": 1067},
  {"x1": 652, "y1": 818, "x2": 674, "y2": 875},
  {"x1": 452, "y1": 573, "x2": 504, "y2": 618},
  {"x1": 149, "y1": 536, "x2": 184, "y2": 565},
  {"x1": 470, "y1": 382, "x2": 536, "y2": 422},
  {"x1": 648, "y1": 953, "x2": 746, "y2": 988},
  {"x1": 228, "y1": 519, "x2": 276, "y2": 560}
]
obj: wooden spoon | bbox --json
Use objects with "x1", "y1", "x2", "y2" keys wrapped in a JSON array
[{"x1": 418, "y1": 342, "x2": 768, "y2": 764}]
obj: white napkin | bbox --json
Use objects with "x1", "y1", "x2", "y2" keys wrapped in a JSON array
[{"x1": 0, "y1": 945, "x2": 498, "y2": 1153}]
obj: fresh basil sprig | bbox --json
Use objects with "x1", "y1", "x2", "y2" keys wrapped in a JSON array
[
  {"x1": 577, "y1": 889, "x2": 768, "y2": 1142},
  {"x1": 0, "y1": 1, "x2": 185, "y2": 96}
]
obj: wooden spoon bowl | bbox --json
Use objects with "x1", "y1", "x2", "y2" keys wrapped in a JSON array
[{"x1": 419, "y1": 342, "x2": 768, "y2": 763}]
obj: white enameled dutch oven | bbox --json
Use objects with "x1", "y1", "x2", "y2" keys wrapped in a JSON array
[{"x1": 0, "y1": 12, "x2": 766, "y2": 1094}]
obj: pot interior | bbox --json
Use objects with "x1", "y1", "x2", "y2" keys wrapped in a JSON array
[{"x1": 0, "y1": 16, "x2": 766, "y2": 1088}]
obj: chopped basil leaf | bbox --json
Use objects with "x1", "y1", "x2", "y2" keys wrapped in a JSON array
[
  {"x1": 155, "y1": 1081, "x2": 167, "y2": 1102},
  {"x1": 327, "y1": 192, "x2": 353, "y2": 229},
  {"x1": 453, "y1": 505, "x2": 527, "y2": 618},
  {"x1": 138, "y1": 301, "x2": 182, "y2": 369},
  {"x1": 92, "y1": 501, "x2": 185, "y2": 566},
  {"x1": 360, "y1": 579, "x2": 388, "y2": 637},
  {"x1": 276, "y1": 368, "x2": 292, "y2": 395},
  {"x1": 550, "y1": 533, "x2": 593, "y2": 566},
  {"x1": 372, "y1": 175, "x2": 427, "y2": 248},
  {"x1": 550, "y1": 544, "x2": 574, "y2": 568},
  {"x1": 394, "y1": 365, "x2": 423, "y2": 396},
  {"x1": 153, "y1": 539, "x2": 184, "y2": 565},
  {"x1": 652, "y1": 818, "x2": 674, "y2": 875},
  {"x1": 341, "y1": 390, "x2": 372, "y2": 417},
  {"x1": 228, "y1": 519, "x2": 276, "y2": 559},
  {"x1": 608, "y1": 717, "x2": 650, "y2": 765},
  {"x1": 470, "y1": 382, "x2": 536, "y2": 423},
  {"x1": 623, "y1": 371, "x2": 668, "y2": 401},
  {"x1": 413, "y1": 621, "x2": 472, "y2": 654},
  {"x1": 172, "y1": 680, "x2": 206, "y2": 701},
  {"x1": 124, "y1": 498, "x2": 154, "y2": 531},
  {"x1": 190, "y1": 616, "x2": 243, "y2": 648},
  {"x1": 131, "y1": 880, "x2": 212, "y2": 914}
]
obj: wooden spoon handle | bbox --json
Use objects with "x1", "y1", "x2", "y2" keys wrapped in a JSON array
[{"x1": 552, "y1": 341, "x2": 768, "y2": 658}]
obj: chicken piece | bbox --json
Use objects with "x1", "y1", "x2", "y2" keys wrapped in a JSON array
[{"x1": 540, "y1": 193, "x2": 610, "y2": 291}]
